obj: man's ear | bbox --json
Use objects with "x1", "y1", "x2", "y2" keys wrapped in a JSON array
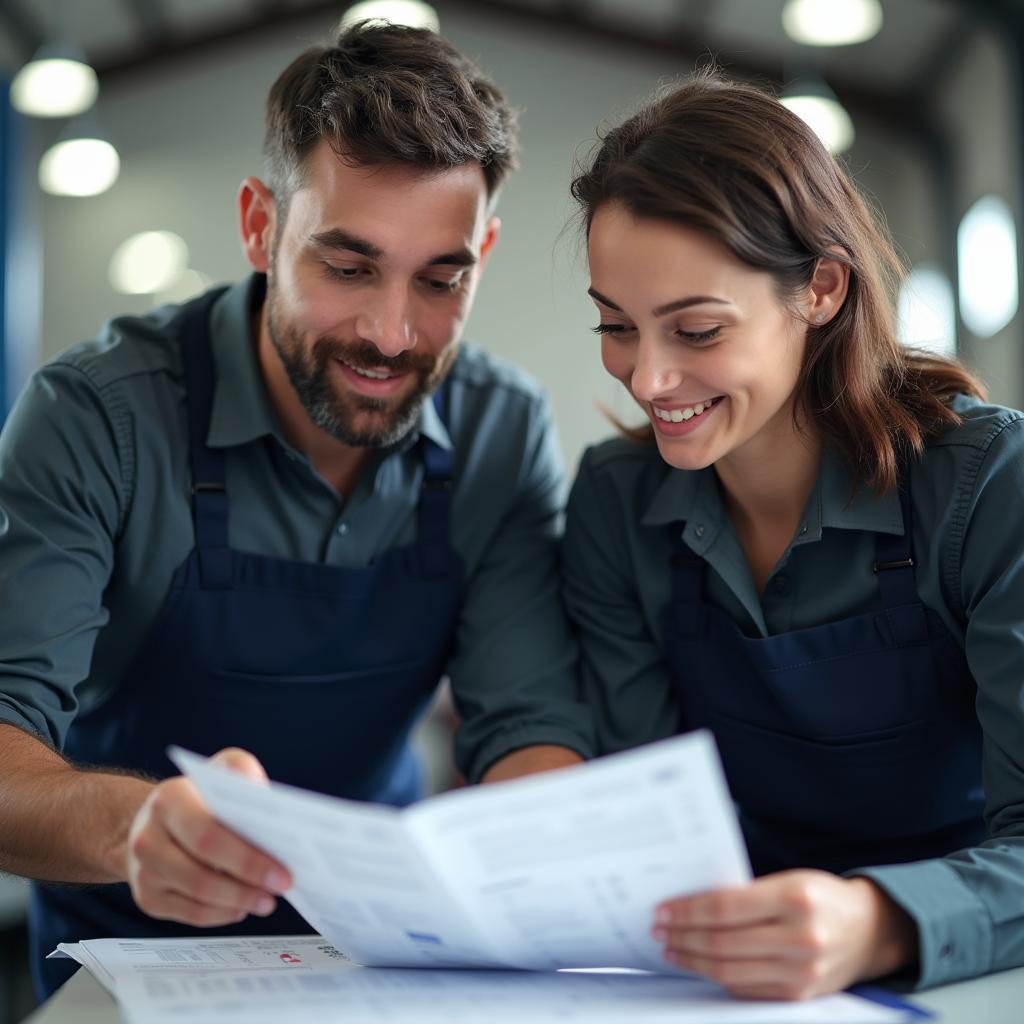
[
  {"x1": 477, "y1": 216, "x2": 501, "y2": 272},
  {"x1": 238, "y1": 177, "x2": 278, "y2": 272}
]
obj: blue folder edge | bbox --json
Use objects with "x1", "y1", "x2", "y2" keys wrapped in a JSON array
[{"x1": 849, "y1": 984, "x2": 935, "y2": 1019}]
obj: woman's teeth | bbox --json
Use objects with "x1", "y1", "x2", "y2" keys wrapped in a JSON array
[{"x1": 653, "y1": 397, "x2": 720, "y2": 423}]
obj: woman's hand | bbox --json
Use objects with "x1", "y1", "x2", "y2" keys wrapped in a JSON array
[{"x1": 653, "y1": 870, "x2": 918, "y2": 1000}]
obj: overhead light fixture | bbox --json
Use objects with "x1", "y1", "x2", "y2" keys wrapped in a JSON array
[
  {"x1": 782, "y1": 0, "x2": 882, "y2": 47},
  {"x1": 109, "y1": 231, "x2": 190, "y2": 295},
  {"x1": 10, "y1": 41, "x2": 99, "y2": 118},
  {"x1": 958, "y1": 195, "x2": 1019, "y2": 338},
  {"x1": 340, "y1": 1, "x2": 440, "y2": 32},
  {"x1": 780, "y1": 80, "x2": 855, "y2": 154},
  {"x1": 39, "y1": 118, "x2": 120, "y2": 197},
  {"x1": 897, "y1": 263, "x2": 956, "y2": 357}
]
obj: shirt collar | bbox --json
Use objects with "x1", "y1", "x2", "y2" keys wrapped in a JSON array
[
  {"x1": 640, "y1": 446, "x2": 905, "y2": 539},
  {"x1": 205, "y1": 273, "x2": 453, "y2": 454},
  {"x1": 207, "y1": 274, "x2": 279, "y2": 449}
]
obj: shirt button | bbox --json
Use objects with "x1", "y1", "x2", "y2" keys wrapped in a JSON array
[
  {"x1": 799, "y1": 524, "x2": 808, "y2": 535},
  {"x1": 694, "y1": 524, "x2": 705, "y2": 538},
  {"x1": 336, "y1": 522, "x2": 350, "y2": 536},
  {"x1": 939, "y1": 943, "x2": 954, "y2": 959}
]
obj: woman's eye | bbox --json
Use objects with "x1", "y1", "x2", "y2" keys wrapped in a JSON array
[
  {"x1": 677, "y1": 326, "x2": 721, "y2": 344},
  {"x1": 591, "y1": 323, "x2": 632, "y2": 335}
]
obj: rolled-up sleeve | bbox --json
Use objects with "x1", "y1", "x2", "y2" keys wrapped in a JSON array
[
  {"x1": 854, "y1": 415, "x2": 1024, "y2": 988},
  {"x1": 0, "y1": 363, "x2": 126, "y2": 748},
  {"x1": 450, "y1": 391, "x2": 595, "y2": 781}
]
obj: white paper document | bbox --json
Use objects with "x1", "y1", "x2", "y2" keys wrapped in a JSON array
[
  {"x1": 46, "y1": 934, "x2": 349, "y2": 996},
  {"x1": 52, "y1": 936, "x2": 917, "y2": 1024},
  {"x1": 170, "y1": 731, "x2": 751, "y2": 973}
]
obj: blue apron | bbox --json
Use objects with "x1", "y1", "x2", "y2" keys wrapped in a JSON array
[
  {"x1": 31, "y1": 288, "x2": 463, "y2": 997},
  {"x1": 664, "y1": 470, "x2": 985, "y2": 877}
]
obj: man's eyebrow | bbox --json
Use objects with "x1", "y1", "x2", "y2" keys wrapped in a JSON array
[
  {"x1": 310, "y1": 231, "x2": 476, "y2": 269},
  {"x1": 427, "y1": 247, "x2": 477, "y2": 268},
  {"x1": 310, "y1": 229, "x2": 384, "y2": 260},
  {"x1": 588, "y1": 287, "x2": 732, "y2": 318}
]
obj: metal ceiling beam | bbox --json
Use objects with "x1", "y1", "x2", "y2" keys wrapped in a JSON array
[
  {"x1": 0, "y1": 0, "x2": 45, "y2": 61},
  {"x1": 91, "y1": 0, "x2": 925, "y2": 137},
  {"x1": 123, "y1": 0, "x2": 173, "y2": 45}
]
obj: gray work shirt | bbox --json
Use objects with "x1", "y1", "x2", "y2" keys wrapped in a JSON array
[
  {"x1": 0, "y1": 276, "x2": 594, "y2": 781},
  {"x1": 562, "y1": 395, "x2": 1024, "y2": 989}
]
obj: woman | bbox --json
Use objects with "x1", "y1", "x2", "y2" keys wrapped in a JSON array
[{"x1": 563, "y1": 72, "x2": 1024, "y2": 1000}]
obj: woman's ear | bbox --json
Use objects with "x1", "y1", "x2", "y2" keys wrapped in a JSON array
[{"x1": 806, "y1": 251, "x2": 850, "y2": 326}]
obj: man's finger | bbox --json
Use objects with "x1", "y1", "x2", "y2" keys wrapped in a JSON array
[
  {"x1": 153, "y1": 781, "x2": 292, "y2": 894},
  {"x1": 139, "y1": 888, "x2": 252, "y2": 929},
  {"x1": 209, "y1": 747, "x2": 270, "y2": 784},
  {"x1": 147, "y1": 831, "x2": 279, "y2": 916}
]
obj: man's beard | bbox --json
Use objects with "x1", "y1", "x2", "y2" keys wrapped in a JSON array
[{"x1": 266, "y1": 286, "x2": 454, "y2": 448}]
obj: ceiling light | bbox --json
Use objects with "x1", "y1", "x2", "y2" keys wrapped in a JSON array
[
  {"x1": 39, "y1": 137, "x2": 120, "y2": 197},
  {"x1": 958, "y1": 195, "x2": 1018, "y2": 338},
  {"x1": 109, "y1": 232, "x2": 190, "y2": 295},
  {"x1": 897, "y1": 264, "x2": 956, "y2": 357},
  {"x1": 340, "y1": 1, "x2": 439, "y2": 32},
  {"x1": 782, "y1": 0, "x2": 883, "y2": 47},
  {"x1": 10, "y1": 42, "x2": 99, "y2": 118},
  {"x1": 780, "y1": 82, "x2": 855, "y2": 154}
]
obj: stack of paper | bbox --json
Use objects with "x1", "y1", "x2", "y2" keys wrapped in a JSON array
[
  {"x1": 48, "y1": 733, "x2": 927, "y2": 1022},
  {"x1": 50, "y1": 935, "x2": 922, "y2": 1024}
]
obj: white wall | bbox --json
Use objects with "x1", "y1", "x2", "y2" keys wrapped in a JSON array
[
  {"x1": 37, "y1": 8, "x2": 683, "y2": 472},
  {"x1": 34, "y1": 7, "x2": 1012, "y2": 469}
]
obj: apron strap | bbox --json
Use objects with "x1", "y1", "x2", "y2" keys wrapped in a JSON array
[
  {"x1": 667, "y1": 528, "x2": 704, "y2": 640},
  {"x1": 418, "y1": 385, "x2": 455, "y2": 579},
  {"x1": 180, "y1": 288, "x2": 232, "y2": 589},
  {"x1": 873, "y1": 464, "x2": 918, "y2": 608}
]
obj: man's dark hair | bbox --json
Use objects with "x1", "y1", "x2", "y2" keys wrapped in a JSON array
[{"x1": 264, "y1": 20, "x2": 519, "y2": 213}]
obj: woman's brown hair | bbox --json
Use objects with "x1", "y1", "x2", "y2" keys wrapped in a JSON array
[{"x1": 571, "y1": 70, "x2": 984, "y2": 492}]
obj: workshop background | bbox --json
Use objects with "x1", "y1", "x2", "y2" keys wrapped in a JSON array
[{"x1": 2, "y1": 1, "x2": 1021, "y2": 1019}]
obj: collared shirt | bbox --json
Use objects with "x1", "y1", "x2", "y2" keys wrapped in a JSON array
[
  {"x1": 562, "y1": 395, "x2": 1024, "y2": 989},
  {"x1": 0, "y1": 276, "x2": 594, "y2": 781}
]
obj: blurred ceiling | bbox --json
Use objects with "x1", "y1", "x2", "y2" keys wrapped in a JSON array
[{"x1": 0, "y1": 0, "x2": 1020, "y2": 123}]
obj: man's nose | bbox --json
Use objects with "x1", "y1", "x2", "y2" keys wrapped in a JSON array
[{"x1": 356, "y1": 285, "x2": 417, "y2": 358}]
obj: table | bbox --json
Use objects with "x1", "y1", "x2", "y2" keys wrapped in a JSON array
[{"x1": 23, "y1": 963, "x2": 1024, "y2": 1023}]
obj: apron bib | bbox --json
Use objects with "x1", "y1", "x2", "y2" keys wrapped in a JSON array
[
  {"x1": 664, "y1": 473, "x2": 984, "y2": 876},
  {"x1": 32, "y1": 289, "x2": 464, "y2": 996}
]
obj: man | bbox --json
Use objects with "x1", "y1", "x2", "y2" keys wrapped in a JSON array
[{"x1": 0, "y1": 22, "x2": 591, "y2": 997}]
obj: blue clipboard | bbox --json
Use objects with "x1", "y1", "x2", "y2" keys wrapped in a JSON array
[{"x1": 850, "y1": 984, "x2": 935, "y2": 1019}]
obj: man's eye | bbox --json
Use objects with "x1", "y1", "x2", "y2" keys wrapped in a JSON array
[
  {"x1": 323, "y1": 264, "x2": 363, "y2": 281},
  {"x1": 424, "y1": 276, "x2": 460, "y2": 294}
]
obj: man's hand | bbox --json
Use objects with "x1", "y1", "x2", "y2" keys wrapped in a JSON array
[
  {"x1": 125, "y1": 748, "x2": 293, "y2": 927},
  {"x1": 652, "y1": 870, "x2": 917, "y2": 1000}
]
